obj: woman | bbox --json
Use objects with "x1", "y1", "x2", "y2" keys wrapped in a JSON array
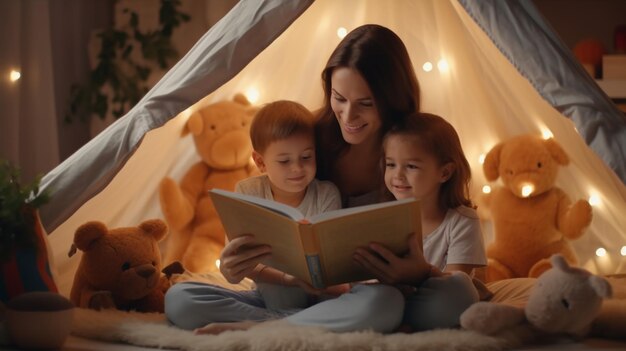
[{"x1": 165, "y1": 24, "x2": 478, "y2": 335}]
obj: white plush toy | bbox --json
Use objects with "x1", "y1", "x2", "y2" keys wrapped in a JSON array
[{"x1": 461, "y1": 254, "x2": 612, "y2": 338}]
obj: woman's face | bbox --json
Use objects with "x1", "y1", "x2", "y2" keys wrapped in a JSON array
[{"x1": 330, "y1": 68, "x2": 382, "y2": 145}]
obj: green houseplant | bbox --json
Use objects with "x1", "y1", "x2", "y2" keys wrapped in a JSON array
[
  {"x1": 65, "y1": 0, "x2": 190, "y2": 123},
  {"x1": 0, "y1": 160, "x2": 55, "y2": 302}
]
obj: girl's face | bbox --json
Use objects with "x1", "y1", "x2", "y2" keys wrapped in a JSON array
[
  {"x1": 253, "y1": 133, "x2": 316, "y2": 195},
  {"x1": 384, "y1": 135, "x2": 452, "y2": 202},
  {"x1": 330, "y1": 67, "x2": 382, "y2": 145}
]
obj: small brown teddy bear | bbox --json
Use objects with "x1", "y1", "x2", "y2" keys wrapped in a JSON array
[
  {"x1": 69, "y1": 219, "x2": 170, "y2": 312},
  {"x1": 481, "y1": 134, "x2": 592, "y2": 282},
  {"x1": 159, "y1": 94, "x2": 259, "y2": 273}
]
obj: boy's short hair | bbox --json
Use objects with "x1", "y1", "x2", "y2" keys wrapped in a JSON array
[{"x1": 250, "y1": 100, "x2": 315, "y2": 153}]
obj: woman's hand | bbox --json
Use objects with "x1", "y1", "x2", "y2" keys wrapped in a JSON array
[
  {"x1": 219, "y1": 235, "x2": 271, "y2": 284},
  {"x1": 353, "y1": 234, "x2": 431, "y2": 285}
]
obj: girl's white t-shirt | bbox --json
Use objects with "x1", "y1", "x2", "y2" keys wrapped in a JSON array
[{"x1": 423, "y1": 206, "x2": 487, "y2": 271}]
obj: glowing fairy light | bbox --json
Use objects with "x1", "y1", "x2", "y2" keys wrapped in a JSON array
[
  {"x1": 521, "y1": 184, "x2": 534, "y2": 198},
  {"x1": 215, "y1": 259, "x2": 221, "y2": 268},
  {"x1": 337, "y1": 27, "x2": 347, "y2": 39},
  {"x1": 621, "y1": 246, "x2": 626, "y2": 256},
  {"x1": 482, "y1": 185, "x2": 491, "y2": 194},
  {"x1": 595, "y1": 247, "x2": 607, "y2": 257},
  {"x1": 478, "y1": 153, "x2": 486, "y2": 164},
  {"x1": 588, "y1": 193, "x2": 601, "y2": 207},
  {"x1": 540, "y1": 127, "x2": 553, "y2": 140},
  {"x1": 9, "y1": 70, "x2": 20, "y2": 82},
  {"x1": 437, "y1": 59, "x2": 449, "y2": 72},
  {"x1": 422, "y1": 62, "x2": 433, "y2": 72},
  {"x1": 245, "y1": 87, "x2": 260, "y2": 104}
]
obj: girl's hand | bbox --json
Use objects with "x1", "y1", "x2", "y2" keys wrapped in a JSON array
[
  {"x1": 219, "y1": 235, "x2": 271, "y2": 284},
  {"x1": 353, "y1": 234, "x2": 431, "y2": 285}
]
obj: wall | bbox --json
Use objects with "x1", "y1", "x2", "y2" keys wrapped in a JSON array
[{"x1": 532, "y1": 0, "x2": 626, "y2": 54}]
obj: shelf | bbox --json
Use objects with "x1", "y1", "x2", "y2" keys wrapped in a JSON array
[{"x1": 596, "y1": 79, "x2": 626, "y2": 99}]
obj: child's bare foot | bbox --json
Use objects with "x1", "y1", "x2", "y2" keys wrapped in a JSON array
[{"x1": 194, "y1": 321, "x2": 259, "y2": 335}]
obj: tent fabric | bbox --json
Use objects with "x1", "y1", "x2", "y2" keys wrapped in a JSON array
[
  {"x1": 39, "y1": 0, "x2": 626, "y2": 296},
  {"x1": 459, "y1": 0, "x2": 626, "y2": 184}
]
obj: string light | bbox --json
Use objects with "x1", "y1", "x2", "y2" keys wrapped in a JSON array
[
  {"x1": 422, "y1": 62, "x2": 433, "y2": 72},
  {"x1": 337, "y1": 27, "x2": 347, "y2": 39},
  {"x1": 9, "y1": 70, "x2": 20, "y2": 82},
  {"x1": 540, "y1": 127, "x2": 553, "y2": 140},
  {"x1": 437, "y1": 59, "x2": 449, "y2": 72},
  {"x1": 595, "y1": 247, "x2": 607, "y2": 257},
  {"x1": 478, "y1": 153, "x2": 486, "y2": 164},
  {"x1": 215, "y1": 259, "x2": 221, "y2": 268},
  {"x1": 482, "y1": 185, "x2": 491, "y2": 194},
  {"x1": 588, "y1": 193, "x2": 601, "y2": 207},
  {"x1": 245, "y1": 87, "x2": 260, "y2": 104},
  {"x1": 621, "y1": 246, "x2": 626, "y2": 256},
  {"x1": 521, "y1": 184, "x2": 534, "y2": 197}
]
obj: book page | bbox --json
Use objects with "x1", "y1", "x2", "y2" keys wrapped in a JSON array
[
  {"x1": 209, "y1": 190, "x2": 311, "y2": 281},
  {"x1": 313, "y1": 199, "x2": 421, "y2": 286},
  {"x1": 210, "y1": 189, "x2": 305, "y2": 220}
]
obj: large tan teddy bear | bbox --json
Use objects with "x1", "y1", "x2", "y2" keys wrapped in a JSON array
[
  {"x1": 69, "y1": 219, "x2": 172, "y2": 312},
  {"x1": 482, "y1": 134, "x2": 592, "y2": 282},
  {"x1": 159, "y1": 94, "x2": 258, "y2": 273}
]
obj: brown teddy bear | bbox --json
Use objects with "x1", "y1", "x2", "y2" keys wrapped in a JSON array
[
  {"x1": 69, "y1": 219, "x2": 170, "y2": 312},
  {"x1": 159, "y1": 94, "x2": 259, "y2": 273},
  {"x1": 481, "y1": 134, "x2": 592, "y2": 282}
]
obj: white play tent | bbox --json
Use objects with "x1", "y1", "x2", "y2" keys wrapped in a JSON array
[{"x1": 39, "y1": 0, "x2": 626, "y2": 295}]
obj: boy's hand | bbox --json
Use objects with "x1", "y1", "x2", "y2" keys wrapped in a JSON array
[
  {"x1": 353, "y1": 234, "x2": 431, "y2": 285},
  {"x1": 282, "y1": 273, "x2": 324, "y2": 295},
  {"x1": 220, "y1": 235, "x2": 271, "y2": 284}
]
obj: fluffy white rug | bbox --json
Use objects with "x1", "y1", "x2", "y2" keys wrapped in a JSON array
[{"x1": 70, "y1": 308, "x2": 524, "y2": 351}]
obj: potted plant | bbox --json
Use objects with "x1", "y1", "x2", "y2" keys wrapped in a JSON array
[{"x1": 0, "y1": 160, "x2": 55, "y2": 303}]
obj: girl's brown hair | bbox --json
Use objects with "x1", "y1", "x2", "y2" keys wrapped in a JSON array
[
  {"x1": 315, "y1": 24, "x2": 421, "y2": 180},
  {"x1": 250, "y1": 100, "x2": 315, "y2": 153},
  {"x1": 383, "y1": 113, "x2": 474, "y2": 209}
]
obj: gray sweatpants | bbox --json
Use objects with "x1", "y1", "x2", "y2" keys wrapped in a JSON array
[{"x1": 164, "y1": 272, "x2": 478, "y2": 333}]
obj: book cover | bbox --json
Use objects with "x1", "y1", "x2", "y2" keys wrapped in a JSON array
[{"x1": 209, "y1": 189, "x2": 421, "y2": 288}]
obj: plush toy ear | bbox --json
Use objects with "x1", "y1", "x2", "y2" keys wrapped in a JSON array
[
  {"x1": 483, "y1": 142, "x2": 503, "y2": 181},
  {"x1": 185, "y1": 111, "x2": 204, "y2": 136},
  {"x1": 550, "y1": 254, "x2": 569, "y2": 271},
  {"x1": 233, "y1": 93, "x2": 251, "y2": 106},
  {"x1": 139, "y1": 219, "x2": 168, "y2": 242},
  {"x1": 544, "y1": 138, "x2": 569, "y2": 166},
  {"x1": 589, "y1": 275, "x2": 613, "y2": 299},
  {"x1": 73, "y1": 221, "x2": 108, "y2": 252}
]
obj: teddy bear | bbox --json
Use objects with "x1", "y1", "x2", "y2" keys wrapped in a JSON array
[
  {"x1": 159, "y1": 94, "x2": 259, "y2": 273},
  {"x1": 481, "y1": 134, "x2": 592, "y2": 282},
  {"x1": 69, "y1": 219, "x2": 172, "y2": 312},
  {"x1": 460, "y1": 255, "x2": 613, "y2": 339}
]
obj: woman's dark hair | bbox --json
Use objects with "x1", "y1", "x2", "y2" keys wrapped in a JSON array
[{"x1": 315, "y1": 24, "x2": 421, "y2": 180}]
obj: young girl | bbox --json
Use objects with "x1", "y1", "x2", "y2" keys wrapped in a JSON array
[{"x1": 353, "y1": 112, "x2": 487, "y2": 331}]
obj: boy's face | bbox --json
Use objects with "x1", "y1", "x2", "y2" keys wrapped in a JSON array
[
  {"x1": 383, "y1": 135, "x2": 452, "y2": 202},
  {"x1": 253, "y1": 133, "x2": 316, "y2": 194}
]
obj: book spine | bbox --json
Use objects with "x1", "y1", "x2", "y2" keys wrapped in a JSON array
[
  {"x1": 299, "y1": 223, "x2": 325, "y2": 288},
  {"x1": 304, "y1": 255, "x2": 324, "y2": 289}
]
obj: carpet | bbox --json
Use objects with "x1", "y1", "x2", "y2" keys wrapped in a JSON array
[{"x1": 70, "y1": 308, "x2": 527, "y2": 351}]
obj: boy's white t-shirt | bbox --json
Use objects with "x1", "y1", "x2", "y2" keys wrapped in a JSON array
[
  {"x1": 235, "y1": 174, "x2": 341, "y2": 217},
  {"x1": 423, "y1": 206, "x2": 487, "y2": 271}
]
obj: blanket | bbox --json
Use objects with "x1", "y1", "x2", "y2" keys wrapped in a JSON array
[{"x1": 70, "y1": 308, "x2": 524, "y2": 351}]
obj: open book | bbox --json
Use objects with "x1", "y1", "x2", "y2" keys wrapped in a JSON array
[{"x1": 209, "y1": 189, "x2": 422, "y2": 288}]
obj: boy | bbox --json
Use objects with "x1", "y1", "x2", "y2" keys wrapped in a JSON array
[{"x1": 235, "y1": 100, "x2": 341, "y2": 311}]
